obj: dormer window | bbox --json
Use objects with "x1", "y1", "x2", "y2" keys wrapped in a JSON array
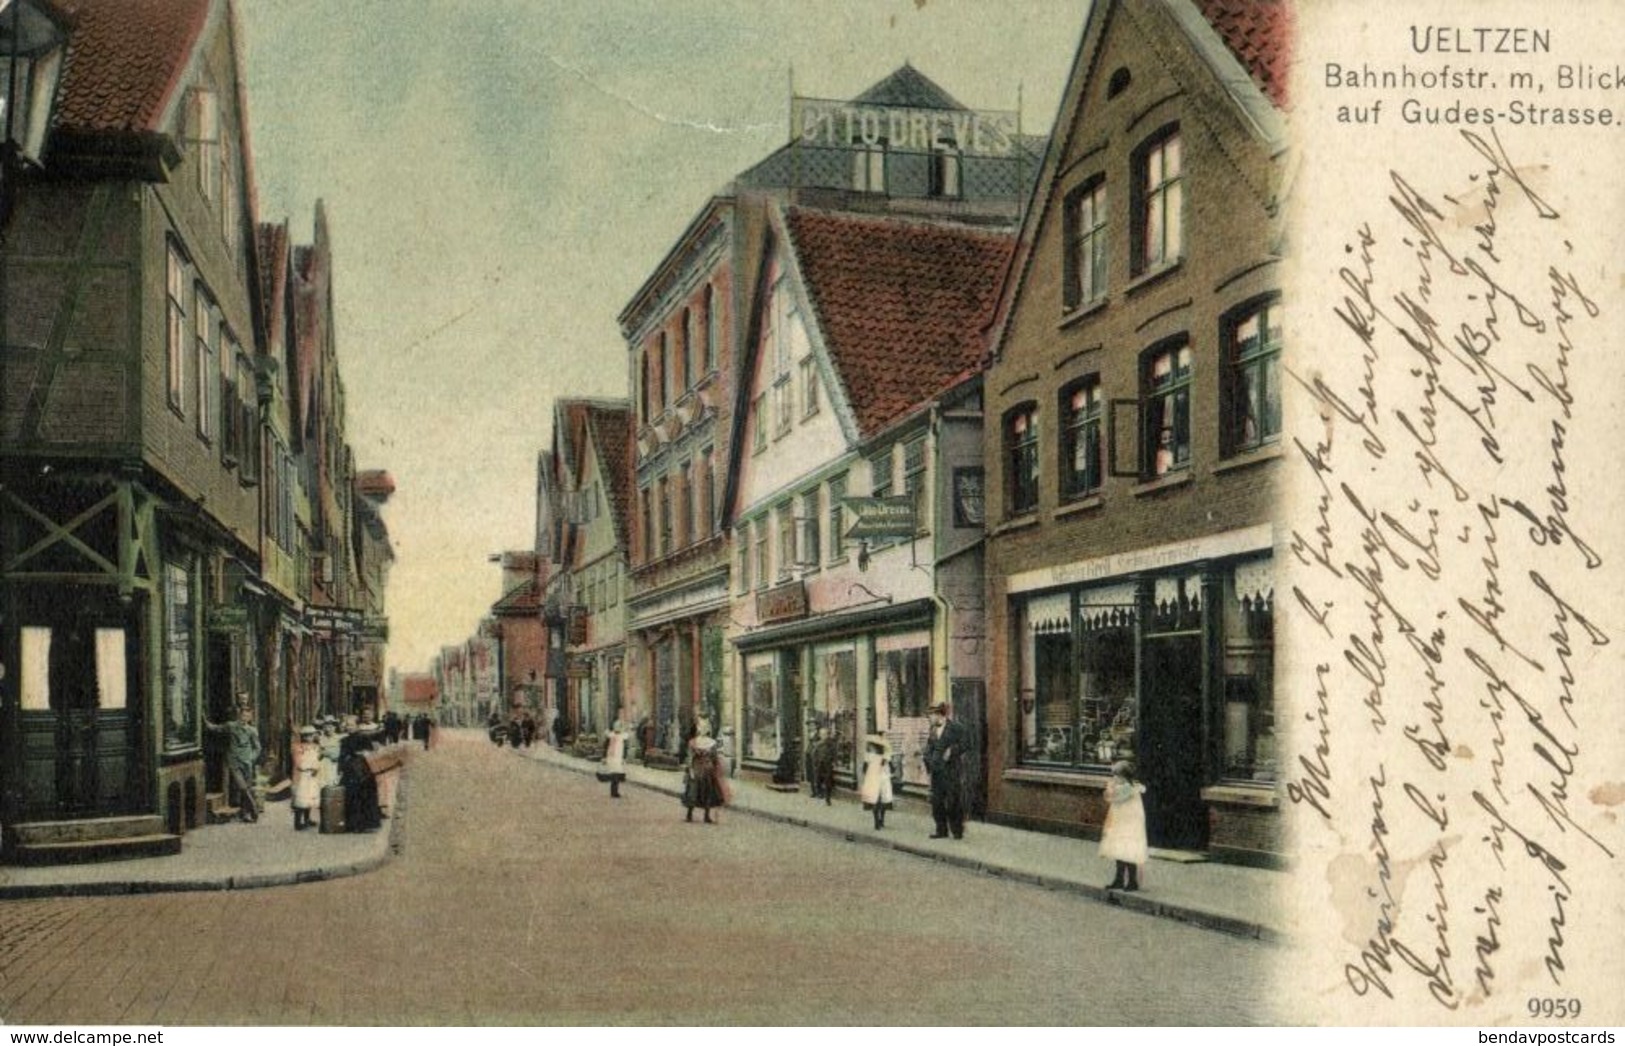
[{"x1": 189, "y1": 87, "x2": 220, "y2": 203}]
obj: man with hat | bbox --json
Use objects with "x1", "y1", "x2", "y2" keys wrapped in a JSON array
[
  {"x1": 204, "y1": 699, "x2": 262, "y2": 822},
  {"x1": 923, "y1": 701, "x2": 968, "y2": 839}
]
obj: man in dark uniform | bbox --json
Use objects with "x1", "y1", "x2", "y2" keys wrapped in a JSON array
[{"x1": 923, "y1": 701, "x2": 967, "y2": 839}]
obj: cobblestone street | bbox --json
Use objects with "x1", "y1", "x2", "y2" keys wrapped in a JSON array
[{"x1": 0, "y1": 731, "x2": 1277, "y2": 1025}]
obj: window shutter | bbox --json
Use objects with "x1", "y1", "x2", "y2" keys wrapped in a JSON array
[{"x1": 1108, "y1": 398, "x2": 1141, "y2": 478}]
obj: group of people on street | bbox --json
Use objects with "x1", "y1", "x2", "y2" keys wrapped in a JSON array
[
  {"x1": 207, "y1": 701, "x2": 433, "y2": 836},
  {"x1": 573, "y1": 699, "x2": 1148, "y2": 891}
]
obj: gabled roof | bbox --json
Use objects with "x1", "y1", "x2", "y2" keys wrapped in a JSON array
[
  {"x1": 492, "y1": 578, "x2": 543, "y2": 615},
  {"x1": 1194, "y1": 0, "x2": 1293, "y2": 108},
  {"x1": 784, "y1": 207, "x2": 1013, "y2": 439},
  {"x1": 585, "y1": 403, "x2": 633, "y2": 549},
  {"x1": 851, "y1": 62, "x2": 964, "y2": 110},
  {"x1": 52, "y1": 0, "x2": 212, "y2": 136},
  {"x1": 255, "y1": 221, "x2": 290, "y2": 348}
]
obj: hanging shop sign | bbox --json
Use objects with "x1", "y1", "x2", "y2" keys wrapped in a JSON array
[{"x1": 843, "y1": 497, "x2": 916, "y2": 541}]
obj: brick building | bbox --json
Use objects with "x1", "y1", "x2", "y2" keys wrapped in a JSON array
[{"x1": 981, "y1": 0, "x2": 1290, "y2": 864}]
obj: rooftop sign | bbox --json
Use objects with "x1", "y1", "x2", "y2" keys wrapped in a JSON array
[{"x1": 791, "y1": 96, "x2": 1019, "y2": 158}]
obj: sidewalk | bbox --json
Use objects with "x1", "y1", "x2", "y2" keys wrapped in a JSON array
[
  {"x1": 516, "y1": 741, "x2": 1287, "y2": 943},
  {"x1": 0, "y1": 756, "x2": 410, "y2": 899}
]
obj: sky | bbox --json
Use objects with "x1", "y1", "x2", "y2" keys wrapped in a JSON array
[{"x1": 237, "y1": 0, "x2": 1090, "y2": 675}]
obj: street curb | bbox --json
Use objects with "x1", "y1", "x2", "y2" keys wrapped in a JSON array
[
  {"x1": 513, "y1": 746, "x2": 1280, "y2": 944},
  {"x1": 0, "y1": 772, "x2": 407, "y2": 900}
]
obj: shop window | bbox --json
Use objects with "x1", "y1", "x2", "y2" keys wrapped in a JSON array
[
  {"x1": 1222, "y1": 562, "x2": 1276, "y2": 782},
  {"x1": 166, "y1": 243, "x2": 188, "y2": 414},
  {"x1": 1016, "y1": 588, "x2": 1138, "y2": 769},
  {"x1": 1060, "y1": 377, "x2": 1104, "y2": 498},
  {"x1": 1063, "y1": 178, "x2": 1107, "y2": 311},
  {"x1": 1224, "y1": 298, "x2": 1283, "y2": 454},
  {"x1": 811, "y1": 646, "x2": 859, "y2": 774},
  {"x1": 875, "y1": 638, "x2": 932, "y2": 788},
  {"x1": 1004, "y1": 403, "x2": 1039, "y2": 516},
  {"x1": 1142, "y1": 340, "x2": 1192, "y2": 477},
  {"x1": 162, "y1": 562, "x2": 197, "y2": 750},
  {"x1": 744, "y1": 656, "x2": 781, "y2": 762},
  {"x1": 1133, "y1": 127, "x2": 1183, "y2": 274}
]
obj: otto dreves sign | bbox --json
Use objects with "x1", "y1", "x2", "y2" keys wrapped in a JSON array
[{"x1": 792, "y1": 96, "x2": 1018, "y2": 157}]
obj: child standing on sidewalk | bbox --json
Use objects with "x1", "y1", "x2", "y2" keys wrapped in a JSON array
[
  {"x1": 1100, "y1": 760, "x2": 1147, "y2": 891},
  {"x1": 858, "y1": 735, "x2": 894, "y2": 830}
]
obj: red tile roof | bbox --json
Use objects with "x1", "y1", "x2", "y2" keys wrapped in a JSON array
[
  {"x1": 785, "y1": 208, "x2": 1014, "y2": 438},
  {"x1": 1195, "y1": 0, "x2": 1293, "y2": 108},
  {"x1": 586, "y1": 404, "x2": 633, "y2": 549},
  {"x1": 52, "y1": 0, "x2": 213, "y2": 136},
  {"x1": 492, "y1": 578, "x2": 543, "y2": 615}
]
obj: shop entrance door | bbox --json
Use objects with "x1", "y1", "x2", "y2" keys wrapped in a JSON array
[
  {"x1": 1139, "y1": 634, "x2": 1207, "y2": 850},
  {"x1": 15, "y1": 616, "x2": 141, "y2": 821}
]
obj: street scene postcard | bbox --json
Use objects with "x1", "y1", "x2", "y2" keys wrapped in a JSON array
[{"x1": 0, "y1": 0, "x2": 1621, "y2": 1032}]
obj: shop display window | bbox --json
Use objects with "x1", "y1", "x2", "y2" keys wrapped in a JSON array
[
  {"x1": 1221, "y1": 562, "x2": 1276, "y2": 782},
  {"x1": 745, "y1": 656, "x2": 780, "y2": 762}
]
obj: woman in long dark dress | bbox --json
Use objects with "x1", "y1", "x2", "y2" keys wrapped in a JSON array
[
  {"x1": 340, "y1": 731, "x2": 383, "y2": 832},
  {"x1": 684, "y1": 727, "x2": 728, "y2": 824}
]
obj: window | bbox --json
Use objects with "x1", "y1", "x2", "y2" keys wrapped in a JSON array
[
  {"x1": 679, "y1": 308, "x2": 692, "y2": 392},
  {"x1": 1017, "y1": 589, "x2": 1137, "y2": 769},
  {"x1": 736, "y1": 523, "x2": 752, "y2": 593},
  {"x1": 655, "y1": 332, "x2": 668, "y2": 414},
  {"x1": 1064, "y1": 179, "x2": 1107, "y2": 310},
  {"x1": 640, "y1": 486, "x2": 654, "y2": 564},
  {"x1": 220, "y1": 138, "x2": 237, "y2": 254},
  {"x1": 698, "y1": 447, "x2": 715, "y2": 538},
  {"x1": 657, "y1": 475, "x2": 672, "y2": 557},
  {"x1": 852, "y1": 139, "x2": 886, "y2": 192},
  {"x1": 902, "y1": 436, "x2": 927, "y2": 534},
  {"x1": 1061, "y1": 377, "x2": 1104, "y2": 498},
  {"x1": 191, "y1": 88, "x2": 219, "y2": 203},
  {"x1": 1135, "y1": 129, "x2": 1183, "y2": 273},
  {"x1": 220, "y1": 333, "x2": 241, "y2": 466},
  {"x1": 930, "y1": 150, "x2": 962, "y2": 198},
  {"x1": 773, "y1": 376, "x2": 793, "y2": 437},
  {"x1": 678, "y1": 461, "x2": 693, "y2": 549},
  {"x1": 752, "y1": 394, "x2": 767, "y2": 454},
  {"x1": 754, "y1": 520, "x2": 768, "y2": 590},
  {"x1": 870, "y1": 446, "x2": 893, "y2": 499},
  {"x1": 1144, "y1": 341, "x2": 1192, "y2": 477},
  {"x1": 827, "y1": 473, "x2": 847, "y2": 562},
  {"x1": 703, "y1": 284, "x2": 718, "y2": 372},
  {"x1": 639, "y1": 350, "x2": 651, "y2": 424},
  {"x1": 800, "y1": 490, "x2": 821, "y2": 571},
  {"x1": 1226, "y1": 299, "x2": 1283, "y2": 453},
  {"x1": 194, "y1": 287, "x2": 216, "y2": 441},
  {"x1": 800, "y1": 356, "x2": 820, "y2": 417},
  {"x1": 1005, "y1": 405, "x2": 1039, "y2": 515},
  {"x1": 166, "y1": 244, "x2": 187, "y2": 413},
  {"x1": 777, "y1": 506, "x2": 795, "y2": 581}
]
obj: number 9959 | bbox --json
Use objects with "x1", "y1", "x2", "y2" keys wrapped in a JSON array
[{"x1": 1527, "y1": 998, "x2": 1581, "y2": 1019}]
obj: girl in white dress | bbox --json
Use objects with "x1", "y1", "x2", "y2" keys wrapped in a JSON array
[
  {"x1": 858, "y1": 735, "x2": 895, "y2": 830},
  {"x1": 1100, "y1": 760, "x2": 1147, "y2": 891}
]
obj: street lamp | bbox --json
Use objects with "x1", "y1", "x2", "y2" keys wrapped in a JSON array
[{"x1": 1, "y1": 0, "x2": 66, "y2": 221}]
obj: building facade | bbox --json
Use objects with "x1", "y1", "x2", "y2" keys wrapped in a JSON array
[
  {"x1": 725, "y1": 205, "x2": 1012, "y2": 801},
  {"x1": 982, "y1": 0, "x2": 1290, "y2": 864},
  {"x1": 0, "y1": 0, "x2": 391, "y2": 861}
]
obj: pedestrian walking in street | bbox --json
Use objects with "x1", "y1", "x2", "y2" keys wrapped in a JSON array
[
  {"x1": 923, "y1": 702, "x2": 967, "y2": 839},
  {"x1": 683, "y1": 723, "x2": 728, "y2": 824},
  {"x1": 599, "y1": 719, "x2": 630, "y2": 798},
  {"x1": 858, "y1": 734, "x2": 894, "y2": 830},
  {"x1": 291, "y1": 724, "x2": 321, "y2": 830},
  {"x1": 204, "y1": 700, "x2": 262, "y2": 822},
  {"x1": 1101, "y1": 760, "x2": 1148, "y2": 891},
  {"x1": 809, "y1": 727, "x2": 837, "y2": 805}
]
